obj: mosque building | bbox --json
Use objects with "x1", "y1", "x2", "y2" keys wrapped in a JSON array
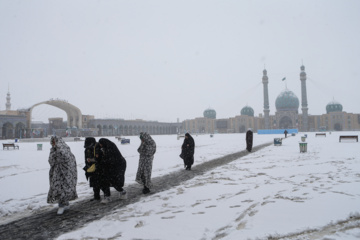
[
  {"x1": 1, "y1": 65, "x2": 359, "y2": 139},
  {"x1": 182, "y1": 65, "x2": 360, "y2": 133}
]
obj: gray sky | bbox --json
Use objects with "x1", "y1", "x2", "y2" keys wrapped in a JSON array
[{"x1": 1, "y1": 0, "x2": 359, "y2": 123}]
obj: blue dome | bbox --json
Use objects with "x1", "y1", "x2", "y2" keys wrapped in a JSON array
[
  {"x1": 241, "y1": 106, "x2": 254, "y2": 117},
  {"x1": 203, "y1": 108, "x2": 216, "y2": 119},
  {"x1": 326, "y1": 101, "x2": 343, "y2": 114},
  {"x1": 275, "y1": 90, "x2": 299, "y2": 111}
]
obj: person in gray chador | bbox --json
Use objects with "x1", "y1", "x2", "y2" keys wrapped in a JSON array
[
  {"x1": 180, "y1": 133, "x2": 195, "y2": 170},
  {"x1": 246, "y1": 129, "x2": 253, "y2": 152},
  {"x1": 47, "y1": 136, "x2": 78, "y2": 215},
  {"x1": 136, "y1": 132, "x2": 156, "y2": 194}
]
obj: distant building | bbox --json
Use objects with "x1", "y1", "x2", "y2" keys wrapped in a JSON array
[
  {"x1": 0, "y1": 93, "x2": 181, "y2": 139},
  {"x1": 182, "y1": 65, "x2": 360, "y2": 133},
  {"x1": 1, "y1": 65, "x2": 359, "y2": 139}
]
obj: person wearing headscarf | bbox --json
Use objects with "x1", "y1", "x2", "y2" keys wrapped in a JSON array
[
  {"x1": 83, "y1": 137, "x2": 103, "y2": 201},
  {"x1": 284, "y1": 129, "x2": 288, "y2": 138},
  {"x1": 136, "y1": 132, "x2": 156, "y2": 194},
  {"x1": 47, "y1": 136, "x2": 78, "y2": 215},
  {"x1": 180, "y1": 133, "x2": 195, "y2": 170},
  {"x1": 246, "y1": 128, "x2": 253, "y2": 152},
  {"x1": 98, "y1": 138, "x2": 127, "y2": 203}
]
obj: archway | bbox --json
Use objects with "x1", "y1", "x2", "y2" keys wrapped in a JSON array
[
  {"x1": 334, "y1": 123, "x2": 342, "y2": 131},
  {"x1": 27, "y1": 100, "x2": 83, "y2": 130},
  {"x1": 239, "y1": 125, "x2": 246, "y2": 133},
  {"x1": 2, "y1": 122, "x2": 14, "y2": 139},
  {"x1": 103, "y1": 125, "x2": 108, "y2": 136},
  {"x1": 97, "y1": 124, "x2": 102, "y2": 136},
  {"x1": 15, "y1": 122, "x2": 26, "y2": 138},
  {"x1": 279, "y1": 116, "x2": 293, "y2": 129}
]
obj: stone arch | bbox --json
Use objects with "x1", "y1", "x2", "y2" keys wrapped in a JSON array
[
  {"x1": 97, "y1": 124, "x2": 102, "y2": 136},
  {"x1": 124, "y1": 125, "x2": 128, "y2": 136},
  {"x1": 109, "y1": 125, "x2": 114, "y2": 136},
  {"x1": 279, "y1": 116, "x2": 293, "y2": 129},
  {"x1": 239, "y1": 125, "x2": 246, "y2": 133},
  {"x1": 27, "y1": 100, "x2": 82, "y2": 129},
  {"x1": 15, "y1": 122, "x2": 26, "y2": 138},
  {"x1": 103, "y1": 125, "x2": 108, "y2": 136},
  {"x1": 334, "y1": 123, "x2": 342, "y2": 131},
  {"x1": 136, "y1": 125, "x2": 141, "y2": 135},
  {"x1": 2, "y1": 122, "x2": 14, "y2": 139}
]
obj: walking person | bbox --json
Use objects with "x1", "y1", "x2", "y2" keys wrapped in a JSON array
[
  {"x1": 83, "y1": 137, "x2": 109, "y2": 202},
  {"x1": 47, "y1": 136, "x2": 78, "y2": 215},
  {"x1": 98, "y1": 138, "x2": 127, "y2": 203},
  {"x1": 180, "y1": 133, "x2": 195, "y2": 170},
  {"x1": 136, "y1": 132, "x2": 156, "y2": 194},
  {"x1": 246, "y1": 129, "x2": 253, "y2": 152},
  {"x1": 284, "y1": 129, "x2": 288, "y2": 138}
]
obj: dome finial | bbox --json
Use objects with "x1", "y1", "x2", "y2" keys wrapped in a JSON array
[{"x1": 300, "y1": 62, "x2": 305, "y2": 71}]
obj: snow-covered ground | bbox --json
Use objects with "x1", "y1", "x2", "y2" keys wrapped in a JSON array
[{"x1": 1, "y1": 132, "x2": 360, "y2": 239}]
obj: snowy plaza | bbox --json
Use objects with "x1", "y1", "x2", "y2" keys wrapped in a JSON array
[{"x1": 1, "y1": 132, "x2": 359, "y2": 239}]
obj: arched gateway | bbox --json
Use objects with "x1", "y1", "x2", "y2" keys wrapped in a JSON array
[{"x1": 26, "y1": 100, "x2": 82, "y2": 129}]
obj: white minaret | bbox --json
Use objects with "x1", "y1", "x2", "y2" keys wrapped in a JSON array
[
  {"x1": 300, "y1": 65, "x2": 308, "y2": 131},
  {"x1": 262, "y1": 69, "x2": 270, "y2": 129},
  {"x1": 6, "y1": 86, "x2": 11, "y2": 111}
]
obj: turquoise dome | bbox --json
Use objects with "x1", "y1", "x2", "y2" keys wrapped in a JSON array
[
  {"x1": 275, "y1": 90, "x2": 299, "y2": 111},
  {"x1": 241, "y1": 106, "x2": 254, "y2": 117},
  {"x1": 203, "y1": 108, "x2": 216, "y2": 119},
  {"x1": 326, "y1": 101, "x2": 343, "y2": 114}
]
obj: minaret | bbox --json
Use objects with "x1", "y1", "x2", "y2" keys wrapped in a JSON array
[
  {"x1": 262, "y1": 69, "x2": 270, "y2": 129},
  {"x1": 300, "y1": 65, "x2": 308, "y2": 131},
  {"x1": 6, "y1": 87, "x2": 11, "y2": 111}
]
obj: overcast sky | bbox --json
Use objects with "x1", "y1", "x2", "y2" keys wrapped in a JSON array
[{"x1": 1, "y1": 0, "x2": 359, "y2": 123}]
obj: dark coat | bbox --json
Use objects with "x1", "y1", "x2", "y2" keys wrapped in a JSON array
[
  {"x1": 83, "y1": 137, "x2": 102, "y2": 188},
  {"x1": 99, "y1": 138, "x2": 127, "y2": 190},
  {"x1": 246, "y1": 130, "x2": 253, "y2": 152},
  {"x1": 181, "y1": 133, "x2": 195, "y2": 166}
]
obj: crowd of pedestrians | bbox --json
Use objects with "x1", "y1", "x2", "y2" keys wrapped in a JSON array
[{"x1": 47, "y1": 131, "x2": 253, "y2": 215}]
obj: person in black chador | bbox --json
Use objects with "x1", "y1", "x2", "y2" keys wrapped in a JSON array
[
  {"x1": 98, "y1": 138, "x2": 127, "y2": 203},
  {"x1": 284, "y1": 129, "x2": 288, "y2": 138},
  {"x1": 180, "y1": 133, "x2": 195, "y2": 170},
  {"x1": 246, "y1": 129, "x2": 253, "y2": 152},
  {"x1": 83, "y1": 137, "x2": 102, "y2": 201}
]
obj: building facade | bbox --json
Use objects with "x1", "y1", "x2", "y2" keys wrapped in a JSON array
[{"x1": 182, "y1": 65, "x2": 360, "y2": 134}]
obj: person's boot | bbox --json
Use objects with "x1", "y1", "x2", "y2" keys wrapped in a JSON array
[
  {"x1": 101, "y1": 196, "x2": 111, "y2": 204},
  {"x1": 119, "y1": 190, "x2": 127, "y2": 199},
  {"x1": 142, "y1": 186, "x2": 150, "y2": 194},
  {"x1": 90, "y1": 190, "x2": 101, "y2": 201}
]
